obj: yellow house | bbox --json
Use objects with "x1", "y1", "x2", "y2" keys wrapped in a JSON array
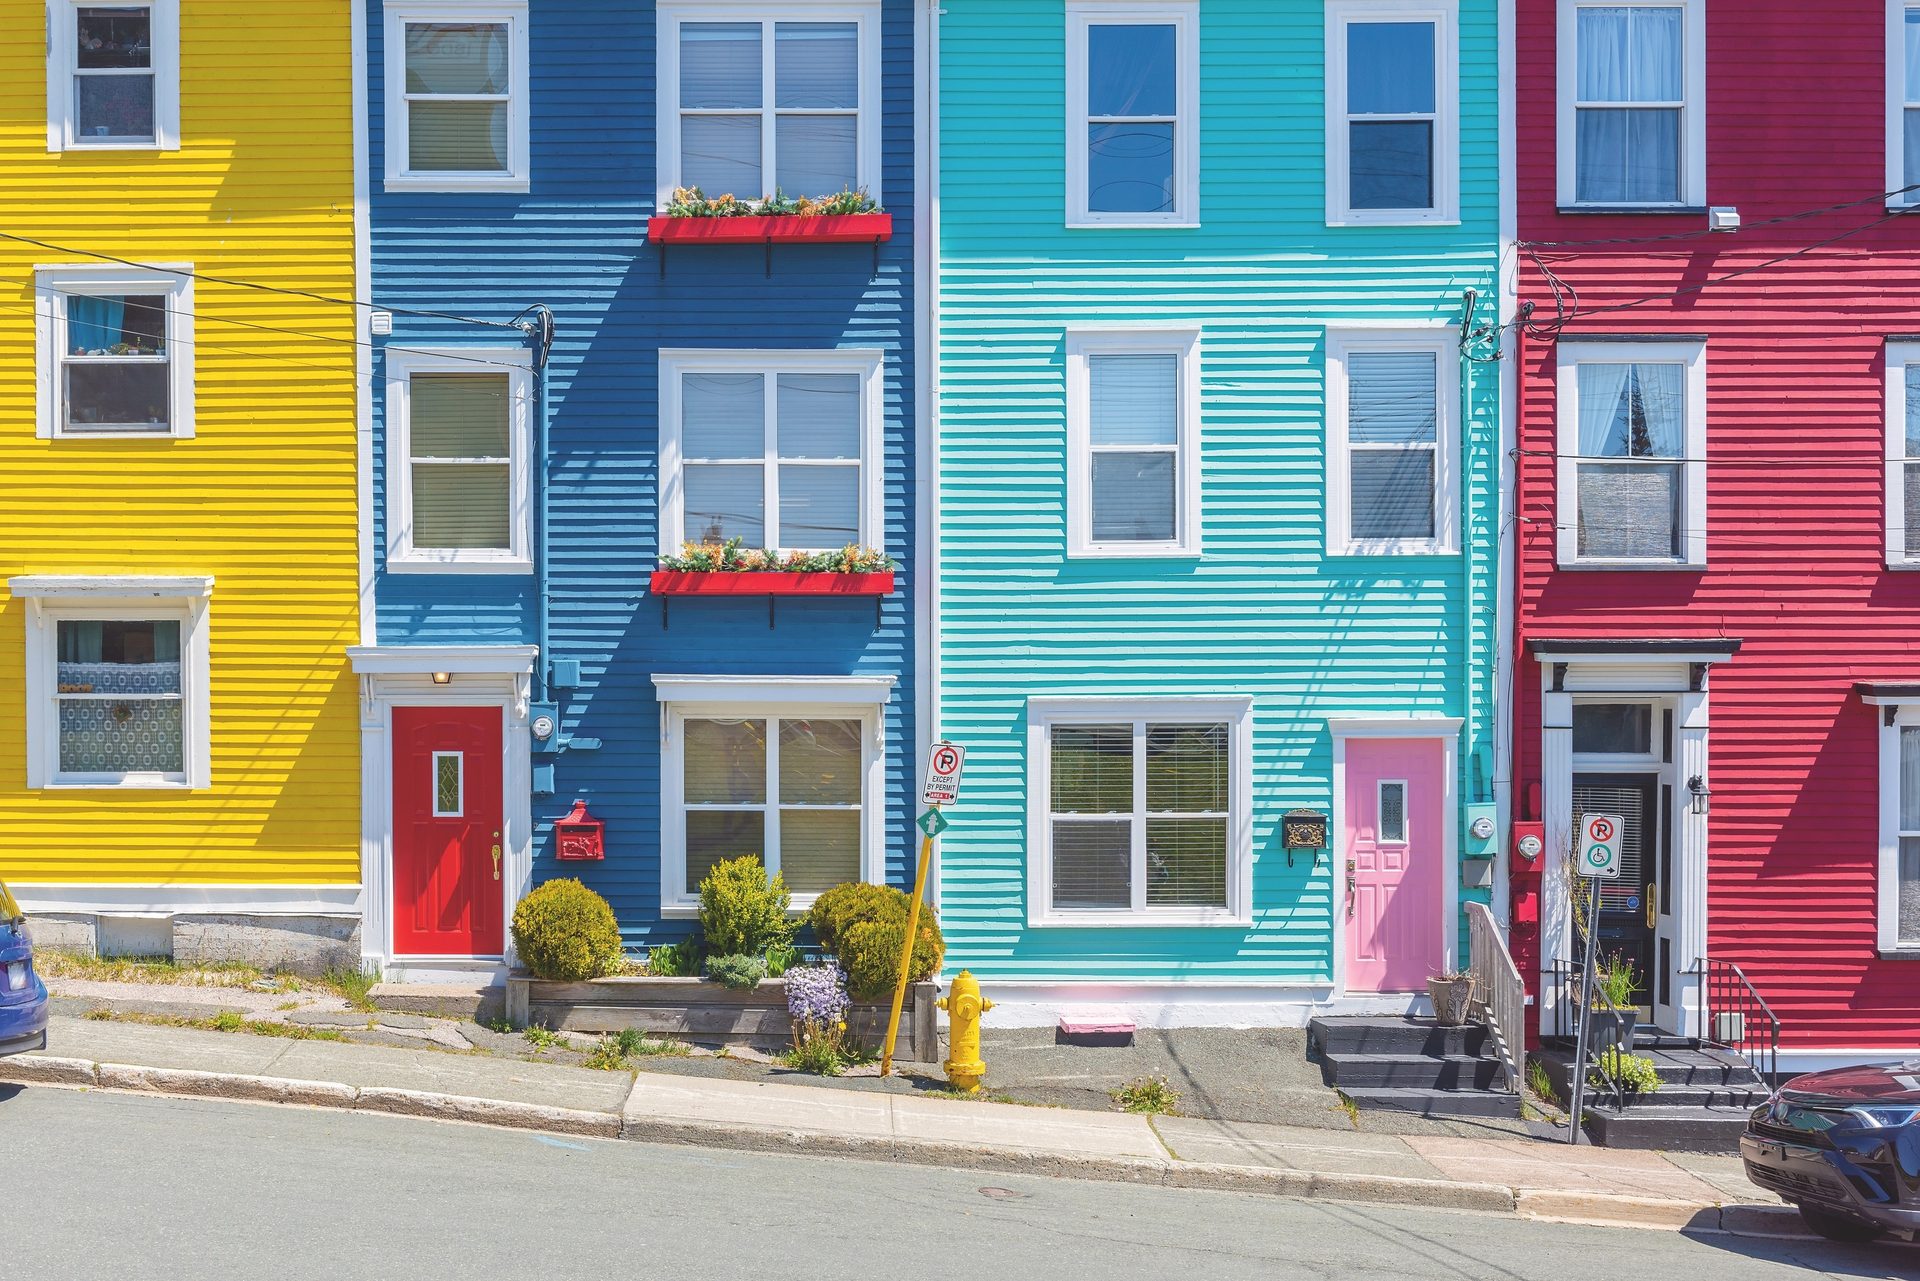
[{"x1": 0, "y1": 0, "x2": 361, "y2": 968}]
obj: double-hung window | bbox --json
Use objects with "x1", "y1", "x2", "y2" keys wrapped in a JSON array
[
  {"x1": 35, "y1": 266, "x2": 193, "y2": 440},
  {"x1": 1891, "y1": 5, "x2": 1920, "y2": 206},
  {"x1": 1556, "y1": 1, "x2": 1705, "y2": 208},
  {"x1": 47, "y1": 0, "x2": 179, "y2": 151},
  {"x1": 1065, "y1": 329, "x2": 1201, "y2": 556},
  {"x1": 1875, "y1": 706, "x2": 1920, "y2": 953},
  {"x1": 1556, "y1": 340, "x2": 1707, "y2": 568},
  {"x1": 1065, "y1": 1, "x2": 1199, "y2": 227},
  {"x1": 657, "y1": 3, "x2": 880, "y2": 205},
  {"x1": 655, "y1": 675, "x2": 892, "y2": 913},
  {"x1": 1325, "y1": 2, "x2": 1458, "y2": 224},
  {"x1": 660, "y1": 350, "x2": 883, "y2": 556},
  {"x1": 1326, "y1": 329, "x2": 1459, "y2": 554},
  {"x1": 1027, "y1": 696, "x2": 1253, "y2": 926},
  {"x1": 13, "y1": 575, "x2": 213, "y2": 790},
  {"x1": 385, "y1": 346, "x2": 533, "y2": 572},
  {"x1": 1885, "y1": 344, "x2": 1920, "y2": 565},
  {"x1": 383, "y1": 1, "x2": 530, "y2": 191}
]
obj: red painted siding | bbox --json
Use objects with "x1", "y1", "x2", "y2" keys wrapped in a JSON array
[{"x1": 1514, "y1": 1, "x2": 1920, "y2": 1050}]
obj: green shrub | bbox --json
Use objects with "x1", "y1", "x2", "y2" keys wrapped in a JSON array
[
  {"x1": 809, "y1": 881, "x2": 905, "y2": 952},
  {"x1": 511, "y1": 879, "x2": 624, "y2": 982},
  {"x1": 706, "y1": 953, "x2": 769, "y2": 990},
  {"x1": 647, "y1": 939, "x2": 702, "y2": 977},
  {"x1": 765, "y1": 941, "x2": 800, "y2": 977},
  {"x1": 1591, "y1": 1048, "x2": 1662, "y2": 1095},
  {"x1": 698, "y1": 857, "x2": 793, "y2": 957},
  {"x1": 838, "y1": 914, "x2": 944, "y2": 1002}
]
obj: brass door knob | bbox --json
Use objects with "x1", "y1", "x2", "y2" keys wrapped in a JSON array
[{"x1": 491, "y1": 845, "x2": 502, "y2": 881}]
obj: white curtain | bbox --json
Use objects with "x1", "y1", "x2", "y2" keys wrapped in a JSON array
[
  {"x1": 1578, "y1": 362, "x2": 1680, "y2": 458},
  {"x1": 1576, "y1": 363, "x2": 1634, "y2": 456}
]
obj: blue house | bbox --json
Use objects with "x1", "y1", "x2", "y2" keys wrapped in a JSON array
[{"x1": 348, "y1": 0, "x2": 921, "y2": 981}]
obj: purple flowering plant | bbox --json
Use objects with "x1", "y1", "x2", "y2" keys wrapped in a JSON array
[{"x1": 784, "y1": 961, "x2": 853, "y2": 1075}]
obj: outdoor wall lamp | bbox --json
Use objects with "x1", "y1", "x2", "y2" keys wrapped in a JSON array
[
  {"x1": 1687, "y1": 774, "x2": 1710, "y2": 816},
  {"x1": 430, "y1": 671, "x2": 451, "y2": 685}
]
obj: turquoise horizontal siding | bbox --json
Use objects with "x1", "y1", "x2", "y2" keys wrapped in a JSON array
[{"x1": 935, "y1": 0, "x2": 1501, "y2": 984}]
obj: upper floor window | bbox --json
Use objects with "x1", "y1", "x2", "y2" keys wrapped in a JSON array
[
  {"x1": 1885, "y1": 343, "x2": 1920, "y2": 566},
  {"x1": 385, "y1": 347, "x2": 534, "y2": 573},
  {"x1": 1555, "y1": 340, "x2": 1707, "y2": 569},
  {"x1": 1325, "y1": 329, "x2": 1459, "y2": 555},
  {"x1": 1556, "y1": 1, "x2": 1705, "y2": 208},
  {"x1": 35, "y1": 266, "x2": 193, "y2": 440},
  {"x1": 659, "y1": 349, "x2": 884, "y2": 558},
  {"x1": 656, "y1": 3, "x2": 881, "y2": 207},
  {"x1": 1325, "y1": 2, "x2": 1458, "y2": 224},
  {"x1": 1891, "y1": 5, "x2": 1920, "y2": 206},
  {"x1": 1065, "y1": 1, "x2": 1199, "y2": 227},
  {"x1": 383, "y1": 1, "x2": 530, "y2": 192},
  {"x1": 46, "y1": 1, "x2": 180, "y2": 152},
  {"x1": 1065, "y1": 328, "x2": 1202, "y2": 557}
]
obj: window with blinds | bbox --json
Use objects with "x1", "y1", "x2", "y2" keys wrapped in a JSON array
[
  {"x1": 408, "y1": 372, "x2": 513, "y2": 551},
  {"x1": 1346, "y1": 350, "x2": 1438, "y2": 542},
  {"x1": 1066, "y1": 330, "x2": 1199, "y2": 555},
  {"x1": 385, "y1": 5, "x2": 526, "y2": 189},
  {"x1": 1898, "y1": 728, "x2": 1920, "y2": 947}
]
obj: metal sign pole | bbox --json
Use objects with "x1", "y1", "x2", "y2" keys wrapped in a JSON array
[{"x1": 1566, "y1": 880, "x2": 1602, "y2": 1145}]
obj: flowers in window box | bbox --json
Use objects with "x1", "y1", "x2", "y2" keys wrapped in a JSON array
[
  {"x1": 659, "y1": 537, "x2": 895, "y2": 574},
  {"x1": 662, "y1": 186, "x2": 882, "y2": 218}
]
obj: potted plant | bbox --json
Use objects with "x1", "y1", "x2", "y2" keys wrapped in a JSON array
[
  {"x1": 648, "y1": 186, "x2": 893, "y2": 246},
  {"x1": 1586, "y1": 952, "x2": 1639, "y2": 1050},
  {"x1": 1426, "y1": 969, "x2": 1475, "y2": 1026},
  {"x1": 649, "y1": 538, "x2": 897, "y2": 597}
]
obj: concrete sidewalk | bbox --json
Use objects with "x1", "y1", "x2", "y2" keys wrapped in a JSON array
[{"x1": 0, "y1": 1015, "x2": 1814, "y2": 1240}]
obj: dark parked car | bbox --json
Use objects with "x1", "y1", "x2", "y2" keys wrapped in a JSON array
[
  {"x1": 1743, "y1": 1061, "x2": 1920, "y2": 1243},
  {"x1": 0, "y1": 878, "x2": 48, "y2": 1056}
]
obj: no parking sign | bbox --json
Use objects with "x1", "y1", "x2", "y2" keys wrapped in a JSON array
[
  {"x1": 921, "y1": 741, "x2": 966, "y2": 806},
  {"x1": 1577, "y1": 813, "x2": 1624, "y2": 879}
]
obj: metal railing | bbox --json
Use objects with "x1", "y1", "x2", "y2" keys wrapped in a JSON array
[
  {"x1": 1696, "y1": 958, "x2": 1780, "y2": 1084},
  {"x1": 1545, "y1": 961, "x2": 1627, "y2": 1114},
  {"x1": 1465, "y1": 902, "x2": 1523, "y2": 1094}
]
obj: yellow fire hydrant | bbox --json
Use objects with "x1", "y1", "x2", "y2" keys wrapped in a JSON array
[{"x1": 938, "y1": 970, "x2": 994, "y2": 1093}]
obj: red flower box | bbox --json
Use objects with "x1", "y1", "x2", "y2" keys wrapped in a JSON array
[
  {"x1": 648, "y1": 571, "x2": 895, "y2": 597},
  {"x1": 646, "y1": 213, "x2": 894, "y2": 245}
]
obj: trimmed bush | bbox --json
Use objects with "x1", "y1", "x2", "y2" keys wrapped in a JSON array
[
  {"x1": 705, "y1": 953, "x2": 768, "y2": 990},
  {"x1": 511, "y1": 879, "x2": 624, "y2": 982},
  {"x1": 808, "y1": 881, "x2": 903, "y2": 952},
  {"x1": 698, "y1": 856, "x2": 794, "y2": 957},
  {"x1": 838, "y1": 913, "x2": 944, "y2": 1003}
]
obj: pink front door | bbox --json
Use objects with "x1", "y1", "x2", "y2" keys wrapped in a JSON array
[
  {"x1": 393, "y1": 706, "x2": 504, "y2": 957},
  {"x1": 1343, "y1": 738, "x2": 1446, "y2": 993}
]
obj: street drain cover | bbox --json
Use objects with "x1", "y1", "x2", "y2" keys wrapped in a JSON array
[{"x1": 978, "y1": 1187, "x2": 1028, "y2": 1200}]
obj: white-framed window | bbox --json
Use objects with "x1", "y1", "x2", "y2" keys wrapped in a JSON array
[
  {"x1": 1027, "y1": 696, "x2": 1253, "y2": 927},
  {"x1": 655, "y1": 2, "x2": 882, "y2": 208},
  {"x1": 1555, "y1": 339, "x2": 1707, "y2": 568},
  {"x1": 1064, "y1": 328, "x2": 1202, "y2": 557},
  {"x1": 46, "y1": 0, "x2": 180, "y2": 152},
  {"x1": 1876, "y1": 705, "x2": 1920, "y2": 953},
  {"x1": 35, "y1": 265, "x2": 194, "y2": 440},
  {"x1": 383, "y1": 1, "x2": 530, "y2": 192},
  {"x1": 433, "y1": 751, "x2": 464, "y2": 816},
  {"x1": 1885, "y1": 343, "x2": 1920, "y2": 566},
  {"x1": 1065, "y1": 1, "x2": 1200, "y2": 228},
  {"x1": 11, "y1": 575, "x2": 213, "y2": 791},
  {"x1": 1325, "y1": 1, "x2": 1459, "y2": 225},
  {"x1": 1325, "y1": 328, "x2": 1459, "y2": 555},
  {"x1": 1555, "y1": 0, "x2": 1706, "y2": 209},
  {"x1": 654, "y1": 674, "x2": 893, "y2": 915},
  {"x1": 1890, "y1": 3, "x2": 1920, "y2": 206},
  {"x1": 384, "y1": 346, "x2": 534, "y2": 573},
  {"x1": 658, "y1": 348, "x2": 884, "y2": 557}
]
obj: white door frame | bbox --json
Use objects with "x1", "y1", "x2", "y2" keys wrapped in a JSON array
[
  {"x1": 1330, "y1": 716, "x2": 1462, "y2": 997},
  {"x1": 347, "y1": 645, "x2": 536, "y2": 981}
]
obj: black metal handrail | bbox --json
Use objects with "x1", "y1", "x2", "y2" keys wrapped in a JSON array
[
  {"x1": 1545, "y1": 961, "x2": 1627, "y2": 1112},
  {"x1": 1696, "y1": 958, "x2": 1780, "y2": 1084}
]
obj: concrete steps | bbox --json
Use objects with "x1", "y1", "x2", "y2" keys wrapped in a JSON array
[
  {"x1": 1538, "y1": 1036, "x2": 1767, "y2": 1152},
  {"x1": 1309, "y1": 1016, "x2": 1516, "y2": 1119}
]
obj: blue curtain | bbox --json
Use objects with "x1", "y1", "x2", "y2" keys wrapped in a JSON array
[{"x1": 68, "y1": 295, "x2": 124, "y2": 353}]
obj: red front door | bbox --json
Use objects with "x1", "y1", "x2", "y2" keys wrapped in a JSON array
[{"x1": 393, "y1": 706, "x2": 503, "y2": 957}]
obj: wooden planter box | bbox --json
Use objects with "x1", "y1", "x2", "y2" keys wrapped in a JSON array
[
  {"x1": 647, "y1": 213, "x2": 893, "y2": 245},
  {"x1": 648, "y1": 570, "x2": 894, "y2": 597},
  {"x1": 505, "y1": 972, "x2": 942, "y2": 1064}
]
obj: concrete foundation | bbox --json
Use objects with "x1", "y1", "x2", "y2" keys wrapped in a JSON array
[
  {"x1": 22, "y1": 913, "x2": 99, "y2": 955},
  {"x1": 24, "y1": 912, "x2": 361, "y2": 977}
]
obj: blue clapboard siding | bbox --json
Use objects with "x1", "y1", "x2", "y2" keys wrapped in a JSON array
[
  {"x1": 367, "y1": 0, "x2": 917, "y2": 949},
  {"x1": 934, "y1": 0, "x2": 1500, "y2": 985}
]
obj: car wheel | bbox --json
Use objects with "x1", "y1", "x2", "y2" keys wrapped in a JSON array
[{"x1": 1797, "y1": 1205, "x2": 1883, "y2": 1243}]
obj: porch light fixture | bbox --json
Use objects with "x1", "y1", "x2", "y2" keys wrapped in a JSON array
[
  {"x1": 1687, "y1": 774, "x2": 1710, "y2": 816},
  {"x1": 430, "y1": 671, "x2": 451, "y2": 685}
]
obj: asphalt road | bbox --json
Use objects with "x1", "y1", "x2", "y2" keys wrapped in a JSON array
[{"x1": 0, "y1": 1084, "x2": 1908, "y2": 1280}]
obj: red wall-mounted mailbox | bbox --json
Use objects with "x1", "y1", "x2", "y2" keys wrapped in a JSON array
[{"x1": 554, "y1": 799, "x2": 605, "y2": 861}]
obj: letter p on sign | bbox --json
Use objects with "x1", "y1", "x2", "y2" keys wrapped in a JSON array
[
  {"x1": 922, "y1": 741, "x2": 965, "y2": 806},
  {"x1": 1578, "y1": 813, "x2": 1624, "y2": 879}
]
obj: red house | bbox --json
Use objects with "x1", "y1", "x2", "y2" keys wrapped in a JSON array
[{"x1": 1510, "y1": 0, "x2": 1920, "y2": 1074}]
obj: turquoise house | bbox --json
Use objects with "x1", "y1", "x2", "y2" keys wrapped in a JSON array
[{"x1": 932, "y1": 0, "x2": 1502, "y2": 1025}]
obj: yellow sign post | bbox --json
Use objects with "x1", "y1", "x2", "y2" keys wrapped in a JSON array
[{"x1": 879, "y1": 817, "x2": 937, "y2": 1077}]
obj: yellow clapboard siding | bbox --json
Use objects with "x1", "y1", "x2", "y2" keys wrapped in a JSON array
[{"x1": 0, "y1": 2, "x2": 360, "y2": 887}]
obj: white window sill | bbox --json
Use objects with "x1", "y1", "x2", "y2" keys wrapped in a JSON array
[
  {"x1": 1557, "y1": 559, "x2": 1706, "y2": 572},
  {"x1": 1886, "y1": 558, "x2": 1920, "y2": 571},
  {"x1": 56, "y1": 140, "x2": 171, "y2": 153},
  {"x1": 384, "y1": 174, "x2": 531, "y2": 194},
  {"x1": 1326, "y1": 215, "x2": 1461, "y2": 229},
  {"x1": 41, "y1": 777, "x2": 193, "y2": 791},
  {"x1": 661, "y1": 894, "x2": 831, "y2": 921},
  {"x1": 1065, "y1": 219, "x2": 1201, "y2": 231},
  {"x1": 387, "y1": 557, "x2": 534, "y2": 576},
  {"x1": 1028, "y1": 909, "x2": 1250, "y2": 929},
  {"x1": 1068, "y1": 544, "x2": 1203, "y2": 559},
  {"x1": 51, "y1": 430, "x2": 190, "y2": 442}
]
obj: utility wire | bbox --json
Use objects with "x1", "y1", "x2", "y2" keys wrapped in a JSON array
[{"x1": 1522, "y1": 183, "x2": 1920, "y2": 251}]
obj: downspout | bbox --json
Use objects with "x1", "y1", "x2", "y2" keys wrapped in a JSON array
[
  {"x1": 1512, "y1": 308, "x2": 1530, "y2": 817},
  {"x1": 1460, "y1": 288, "x2": 1479, "y2": 805},
  {"x1": 525, "y1": 305, "x2": 555, "y2": 703},
  {"x1": 915, "y1": 0, "x2": 940, "y2": 907}
]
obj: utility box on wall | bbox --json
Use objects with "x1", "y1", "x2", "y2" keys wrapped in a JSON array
[
  {"x1": 554, "y1": 800, "x2": 605, "y2": 861},
  {"x1": 1463, "y1": 803, "x2": 1498, "y2": 857}
]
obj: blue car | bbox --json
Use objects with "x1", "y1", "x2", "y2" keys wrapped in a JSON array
[{"x1": 0, "y1": 879, "x2": 48, "y2": 1056}]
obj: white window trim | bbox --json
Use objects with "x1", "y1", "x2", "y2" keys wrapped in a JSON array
[
  {"x1": 657, "y1": 347, "x2": 885, "y2": 560},
  {"x1": 1554, "y1": 0, "x2": 1707, "y2": 209},
  {"x1": 653, "y1": 673, "x2": 894, "y2": 917},
  {"x1": 1065, "y1": 0, "x2": 1201, "y2": 229},
  {"x1": 1026, "y1": 695, "x2": 1254, "y2": 928},
  {"x1": 654, "y1": 1, "x2": 884, "y2": 209},
  {"x1": 1324, "y1": 0, "x2": 1460, "y2": 226},
  {"x1": 382, "y1": 0, "x2": 531, "y2": 193},
  {"x1": 384, "y1": 345, "x2": 534, "y2": 574},
  {"x1": 1325, "y1": 326, "x2": 1460, "y2": 555},
  {"x1": 1876, "y1": 702, "x2": 1920, "y2": 954},
  {"x1": 1555, "y1": 339, "x2": 1707, "y2": 569},
  {"x1": 11, "y1": 574, "x2": 213, "y2": 791},
  {"x1": 46, "y1": 0, "x2": 180, "y2": 153},
  {"x1": 35, "y1": 264, "x2": 194, "y2": 441},
  {"x1": 432, "y1": 751, "x2": 464, "y2": 817},
  {"x1": 1065, "y1": 327, "x2": 1203, "y2": 558},
  {"x1": 1887, "y1": 343, "x2": 1920, "y2": 566},
  {"x1": 1890, "y1": 3, "x2": 1919, "y2": 207}
]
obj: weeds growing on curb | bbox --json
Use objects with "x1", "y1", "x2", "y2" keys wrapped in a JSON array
[
  {"x1": 1335, "y1": 1090, "x2": 1361, "y2": 1127},
  {"x1": 583, "y1": 1027, "x2": 688, "y2": 1070},
  {"x1": 36, "y1": 951, "x2": 265, "y2": 988},
  {"x1": 1112, "y1": 1075, "x2": 1180, "y2": 1116},
  {"x1": 319, "y1": 966, "x2": 381, "y2": 1012},
  {"x1": 82, "y1": 1008, "x2": 346, "y2": 1042},
  {"x1": 522, "y1": 1025, "x2": 568, "y2": 1053},
  {"x1": 1527, "y1": 1056, "x2": 1561, "y2": 1108}
]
